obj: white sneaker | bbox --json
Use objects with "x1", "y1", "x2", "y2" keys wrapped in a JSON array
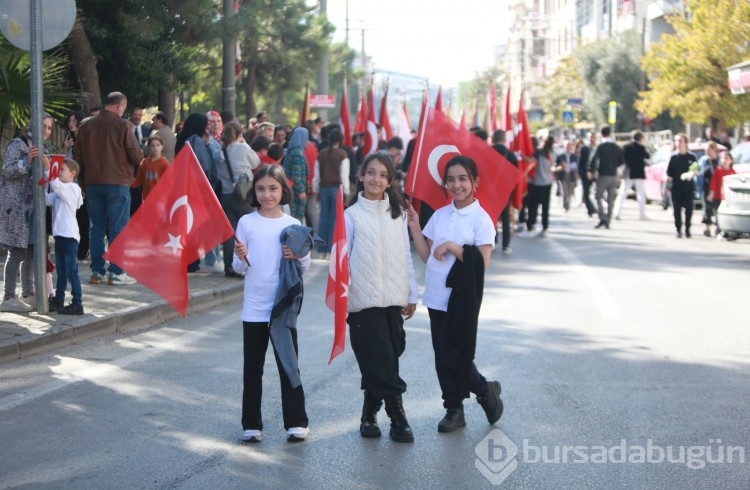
[
  {"x1": 20, "y1": 293, "x2": 35, "y2": 306},
  {"x1": 242, "y1": 429, "x2": 262, "y2": 442},
  {"x1": 502, "y1": 247, "x2": 512, "y2": 255},
  {"x1": 0, "y1": 297, "x2": 33, "y2": 313},
  {"x1": 108, "y1": 272, "x2": 137, "y2": 285},
  {"x1": 287, "y1": 427, "x2": 309, "y2": 442},
  {"x1": 210, "y1": 263, "x2": 224, "y2": 273}
]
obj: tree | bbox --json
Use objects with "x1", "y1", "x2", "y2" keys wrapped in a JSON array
[
  {"x1": 575, "y1": 31, "x2": 643, "y2": 132},
  {"x1": 637, "y1": 0, "x2": 750, "y2": 128},
  {"x1": 537, "y1": 55, "x2": 589, "y2": 127}
]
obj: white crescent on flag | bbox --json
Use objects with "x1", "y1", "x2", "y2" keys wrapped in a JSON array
[{"x1": 427, "y1": 144, "x2": 459, "y2": 186}]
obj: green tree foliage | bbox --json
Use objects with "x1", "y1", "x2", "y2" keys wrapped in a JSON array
[
  {"x1": 537, "y1": 55, "x2": 589, "y2": 127},
  {"x1": 575, "y1": 31, "x2": 643, "y2": 132},
  {"x1": 637, "y1": 0, "x2": 750, "y2": 126}
]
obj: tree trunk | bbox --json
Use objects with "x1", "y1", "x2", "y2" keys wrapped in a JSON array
[
  {"x1": 242, "y1": 59, "x2": 258, "y2": 123},
  {"x1": 158, "y1": 72, "x2": 177, "y2": 129},
  {"x1": 68, "y1": 18, "x2": 101, "y2": 112}
]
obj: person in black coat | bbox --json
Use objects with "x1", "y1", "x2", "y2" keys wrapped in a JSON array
[
  {"x1": 577, "y1": 133, "x2": 597, "y2": 217},
  {"x1": 666, "y1": 133, "x2": 699, "y2": 238}
]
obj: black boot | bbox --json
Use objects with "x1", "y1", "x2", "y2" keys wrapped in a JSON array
[
  {"x1": 477, "y1": 380, "x2": 504, "y2": 424},
  {"x1": 360, "y1": 390, "x2": 382, "y2": 438},
  {"x1": 384, "y1": 395, "x2": 414, "y2": 443},
  {"x1": 437, "y1": 408, "x2": 466, "y2": 433}
]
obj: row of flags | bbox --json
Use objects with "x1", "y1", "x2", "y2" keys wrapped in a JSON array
[{"x1": 100, "y1": 82, "x2": 537, "y2": 365}]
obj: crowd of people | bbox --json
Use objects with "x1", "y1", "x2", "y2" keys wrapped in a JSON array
[{"x1": 2, "y1": 93, "x2": 742, "y2": 445}]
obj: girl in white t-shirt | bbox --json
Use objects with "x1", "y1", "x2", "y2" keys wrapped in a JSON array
[
  {"x1": 408, "y1": 155, "x2": 504, "y2": 433},
  {"x1": 233, "y1": 164, "x2": 311, "y2": 443},
  {"x1": 345, "y1": 153, "x2": 418, "y2": 443}
]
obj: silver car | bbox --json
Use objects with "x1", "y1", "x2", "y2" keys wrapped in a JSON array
[{"x1": 718, "y1": 173, "x2": 750, "y2": 238}]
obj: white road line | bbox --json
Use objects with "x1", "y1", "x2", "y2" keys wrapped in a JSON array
[
  {"x1": 0, "y1": 315, "x2": 236, "y2": 412},
  {"x1": 548, "y1": 238, "x2": 622, "y2": 321}
]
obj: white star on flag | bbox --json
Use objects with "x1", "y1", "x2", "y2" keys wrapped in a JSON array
[{"x1": 164, "y1": 233, "x2": 183, "y2": 255}]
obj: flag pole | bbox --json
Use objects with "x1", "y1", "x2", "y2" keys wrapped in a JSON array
[{"x1": 409, "y1": 88, "x2": 431, "y2": 195}]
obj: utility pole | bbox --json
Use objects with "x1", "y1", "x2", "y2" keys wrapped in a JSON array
[
  {"x1": 222, "y1": 0, "x2": 236, "y2": 115},
  {"x1": 316, "y1": 0, "x2": 330, "y2": 121}
]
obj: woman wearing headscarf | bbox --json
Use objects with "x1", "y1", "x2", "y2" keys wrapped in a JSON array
[{"x1": 283, "y1": 127, "x2": 310, "y2": 222}]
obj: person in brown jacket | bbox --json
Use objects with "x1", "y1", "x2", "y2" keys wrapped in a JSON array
[
  {"x1": 311, "y1": 129, "x2": 350, "y2": 258},
  {"x1": 74, "y1": 91, "x2": 142, "y2": 286}
]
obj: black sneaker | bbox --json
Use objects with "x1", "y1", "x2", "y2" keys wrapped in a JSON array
[
  {"x1": 477, "y1": 380, "x2": 504, "y2": 424},
  {"x1": 59, "y1": 303, "x2": 84, "y2": 315},
  {"x1": 48, "y1": 296, "x2": 64, "y2": 311},
  {"x1": 437, "y1": 408, "x2": 466, "y2": 433}
]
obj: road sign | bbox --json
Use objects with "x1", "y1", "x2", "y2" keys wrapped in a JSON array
[
  {"x1": 566, "y1": 98, "x2": 583, "y2": 107},
  {"x1": 608, "y1": 101, "x2": 617, "y2": 125},
  {"x1": 561, "y1": 110, "x2": 575, "y2": 124},
  {"x1": 0, "y1": 0, "x2": 76, "y2": 51},
  {"x1": 309, "y1": 95, "x2": 335, "y2": 108}
]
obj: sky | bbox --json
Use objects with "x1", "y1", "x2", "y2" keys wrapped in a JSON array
[{"x1": 324, "y1": 0, "x2": 512, "y2": 89}]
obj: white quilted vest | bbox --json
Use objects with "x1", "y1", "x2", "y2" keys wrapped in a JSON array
[{"x1": 346, "y1": 194, "x2": 409, "y2": 312}]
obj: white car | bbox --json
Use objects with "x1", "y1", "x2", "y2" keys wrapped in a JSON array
[{"x1": 718, "y1": 173, "x2": 750, "y2": 239}]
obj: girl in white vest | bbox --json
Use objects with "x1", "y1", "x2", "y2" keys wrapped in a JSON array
[
  {"x1": 408, "y1": 155, "x2": 504, "y2": 433},
  {"x1": 345, "y1": 153, "x2": 418, "y2": 443}
]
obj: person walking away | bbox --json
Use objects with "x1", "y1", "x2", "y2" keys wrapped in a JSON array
[
  {"x1": 0, "y1": 115, "x2": 53, "y2": 312},
  {"x1": 233, "y1": 165, "x2": 311, "y2": 443},
  {"x1": 578, "y1": 133, "x2": 597, "y2": 217},
  {"x1": 312, "y1": 129, "x2": 350, "y2": 259},
  {"x1": 131, "y1": 134, "x2": 170, "y2": 203},
  {"x1": 217, "y1": 121, "x2": 258, "y2": 277},
  {"x1": 707, "y1": 150, "x2": 736, "y2": 239},
  {"x1": 408, "y1": 155, "x2": 504, "y2": 433},
  {"x1": 44, "y1": 159, "x2": 84, "y2": 315},
  {"x1": 588, "y1": 125, "x2": 624, "y2": 229},
  {"x1": 346, "y1": 153, "x2": 417, "y2": 442},
  {"x1": 666, "y1": 133, "x2": 699, "y2": 238},
  {"x1": 490, "y1": 129, "x2": 518, "y2": 253},
  {"x1": 527, "y1": 136, "x2": 558, "y2": 236},
  {"x1": 615, "y1": 130, "x2": 650, "y2": 221},
  {"x1": 74, "y1": 92, "x2": 142, "y2": 285},
  {"x1": 555, "y1": 140, "x2": 578, "y2": 212},
  {"x1": 698, "y1": 142, "x2": 721, "y2": 236}
]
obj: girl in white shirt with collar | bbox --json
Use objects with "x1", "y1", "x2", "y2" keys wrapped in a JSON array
[{"x1": 408, "y1": 155, "x2": 504, "y2": 434}]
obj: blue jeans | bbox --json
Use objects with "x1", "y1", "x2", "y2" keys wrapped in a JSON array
[
  {"x1": 317, "y1": 186, "x2": 338, "y2": 253},
  {"x1": 86, "y1": 184, "x2": 131, "y2": 276},
  {"x1": 55, "y1": 236, "x2": 82, "y2": 305}
]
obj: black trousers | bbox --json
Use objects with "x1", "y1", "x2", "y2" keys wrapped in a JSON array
[
  {"x1": 428, "y1": 308, "x2": 488, "y2": 409},
  {"x1": 581, "y1": 177, "x2": 596, "y2": 215},
  {"x1": 671, "y1": 188, "x2": 694, "y2": 232},
  {"x1": 499, "y1": 203, "x2": 511, "y2": 249},
  {"x1": 527, "y1": 184, "x2": 552, "y2": 231},
  {"x1": 242, "y1": 321, "x2": 308, "y2": 431},
  {"x1": 348, "y1": 307, "x2": 407, "y2": 400}
]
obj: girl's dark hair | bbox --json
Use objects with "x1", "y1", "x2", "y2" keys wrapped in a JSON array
[
  {"x1": 348, "y1": 152, "x2": 406, "y2": 219},
  {"x1": 442, "y1": 155, "x2": 479, "y2": 195},
  {"x1": 541, "y1": 135, "x2": 555, "y2": 155},
  {"x1": 221, "y1": 121, "x2": 243, "y2": 147},
  {"x1": 249, "y1": 164, "x2": 292, "y2": 207}
]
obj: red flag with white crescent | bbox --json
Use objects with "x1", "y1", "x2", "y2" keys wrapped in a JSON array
[
  {"x1": 339, "y1": 85, "x2": 352, "y2": 147},
  {"x1": 38, "y1": 154, "x2": 65, "y2": 185},
  {"x1": 326, "y1": 187, "x2": 349, "y2": 363},
  {"x1": 104, "y1": 146, "x2": 234, "y2": 316},
  {"x1": 405, "y1": 107, "x2": 522, "y2": 220}
]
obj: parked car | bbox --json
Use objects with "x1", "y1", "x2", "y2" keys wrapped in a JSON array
[
  {"x1": 729, "y1": 141, "x2": 750, "y2": 174},
  {"x1": 717, "y1": 173, "x2": 750, "y2": 239},
  {"x1": 645, "y1": 141, "x2": 726, "y2": 209}
]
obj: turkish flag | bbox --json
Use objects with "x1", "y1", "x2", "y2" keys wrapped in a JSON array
[
  {"x1": 379, "y1": 86, "x2": 393, "y2": 141},
  {"x1": 503, "y1": 87, "x2": 514, "y2": 150},
  {"x1": 459, "y1": 108, "x2": 466, "y2": 130},
  {"x1": 38, "y1": 154, "x2": 65, "y2": 185},
  {"x1": 326, "y1": 187, "x2": 349, "y2": 364},
  {"x1": 339, "y1": 86, "x2": 352, "y2": 147},
  {"x1": 104, "y1": 145, "x2": 234, "y2": 316},
  {"x1": 435, "y1": 86, "x2": 443, "y2": 113},
  {"x1": 362, "y1": 85, "x2": 379, "y2": 157},
  {"x1": 487, "y1": 83, "x2": 497, "y2": 133},
  {"x1": 354, "y1": 94, "x2": 367, "y2": 133},
  {"x1": 405, "y1": 107, "x2": 522, "y2": 220},
  {"x1": 516, "y1": 92, "x2": 535, "y2": 158}
]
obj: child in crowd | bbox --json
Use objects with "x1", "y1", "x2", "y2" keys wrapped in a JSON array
[
  {"x1": 707, "y1": 150, "x2": 736, "y2": 238},
  {"x1": 45, "y1": 158, "x2": 84, "y2": 315},
  {"x1": 345, "y1": 153, "x2": 418, "y2": 442},
  {"x1": 131, "y1": 134, "x2": 170, "y2": 202},
  {"x1": 233, "y1": 164, "x2": 311, "y2": 443},
  {"x1": 408, "y1": 155, "x2": 504, "y2": 433}
]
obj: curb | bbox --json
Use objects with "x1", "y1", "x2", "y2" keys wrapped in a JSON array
[{"x1": 0, "y1": 282, "x2": 244, "y2": 365}]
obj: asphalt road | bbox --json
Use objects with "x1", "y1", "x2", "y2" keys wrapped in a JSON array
[{"x1": 1, "y1": 201, "x2": 749, "y2": 489}]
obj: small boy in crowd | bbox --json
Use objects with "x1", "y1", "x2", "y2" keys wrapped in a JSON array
[
  {"x1": 132, "y1": 133, "x2": 170, "y2": 201},
  {"x1": 45, "y1": 158, "x2": 84, "y2": 315}
]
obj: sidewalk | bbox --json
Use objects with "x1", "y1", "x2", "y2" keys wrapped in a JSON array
[{"x1": 0, "y1": 264, "x2": 244, "y2": 364}]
